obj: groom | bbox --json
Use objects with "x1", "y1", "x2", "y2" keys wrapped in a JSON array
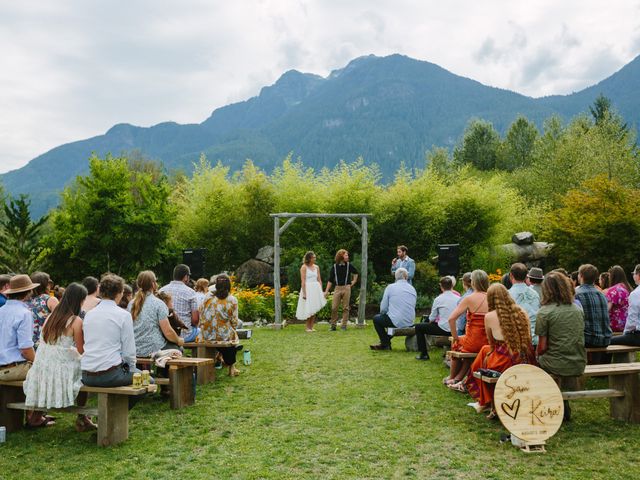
[{"x1": 324, "y1": 249, "x2": 359, "y2": 331}]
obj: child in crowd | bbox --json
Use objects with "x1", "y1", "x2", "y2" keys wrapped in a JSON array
[{"x1": 156, "y1": 291, "x2": 187, "y2": 337}]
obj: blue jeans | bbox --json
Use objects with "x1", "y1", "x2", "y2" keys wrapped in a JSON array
[
  {"x1": 82, "y1": 363, "x2": 145, "y2": 409},
  {"x1": 183, "y1": 327, "x2": 201, "y2": 343}
]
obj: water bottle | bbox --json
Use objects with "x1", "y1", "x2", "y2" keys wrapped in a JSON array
[
  {"x1": 243, "y1": 350, "x2": 251, "y2": 365},
  {"x1": 0, "y1": 426, "x2": 6, "y2": 443}
]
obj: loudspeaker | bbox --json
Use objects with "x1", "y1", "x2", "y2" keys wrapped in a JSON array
[
  {"x1": 182, "y1": 248, "x2": 207, "y2": 279},
  {"x1": 437, "y1": 244, "x2": 460, "y2": 277}
]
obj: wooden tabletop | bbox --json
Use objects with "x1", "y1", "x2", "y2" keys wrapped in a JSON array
[
  {"x1": 183, "y1": 341, "x2": 239, "y2": 348},
  {"x1": 136, "y1": 357, "x2": 214, "y2": 366},
  {"x1": 0, "y1": 380, "x2": 149, "y2": 395},
  {"x1": 583, "y1": 362, "x2": 640, "y2": 377},
  {"x1": 586, "y1": 345, "x2": 640, "y2": 353}
]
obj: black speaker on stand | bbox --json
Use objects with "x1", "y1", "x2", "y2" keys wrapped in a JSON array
[
  {"x1": 437, "y1": 244, "x2": 460, "y2": 277},
  {"x1": 182, "y1": 248, "x2": 207, "y2": 279}
]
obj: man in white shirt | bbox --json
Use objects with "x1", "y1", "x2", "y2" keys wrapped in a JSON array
[
  {"x1": 611, "y1": 264, "x2": 640, "y2": 346},
  {"x1": 82, "y1": 274, "x2": 143, "y2": 407},
  {"x1": 414, "y1": 276, "x2": 458, "y2": 360},
  {"x1": 370, "y1": 268, "x2": 417, "y2": 350}
]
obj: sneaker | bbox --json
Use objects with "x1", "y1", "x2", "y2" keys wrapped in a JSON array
[
  {"x1": 369, "y1": 344, "x2": 391, "y2": 351},
  {"x1": 330, "y1": 325, "x2": 337, "y2": 331},
  {"x1": 415, "y1": 354, "x2": 430, "y2": 360}
]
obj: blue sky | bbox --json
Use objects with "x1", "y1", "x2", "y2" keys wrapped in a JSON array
[{"x1": 1, "y1": 0, "x2": 639, "y2": 173}]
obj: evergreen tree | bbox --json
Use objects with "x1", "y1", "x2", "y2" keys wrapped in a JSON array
[{"x1": 0, "y1": 194, "x2": 47, "y2": 273}]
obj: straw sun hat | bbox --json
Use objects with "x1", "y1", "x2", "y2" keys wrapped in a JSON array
[{"x1": 5, "y1": 274, "x2": 39, "y2": 294}]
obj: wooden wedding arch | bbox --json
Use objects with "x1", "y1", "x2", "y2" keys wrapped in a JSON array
[{"x1": 271, "y1": 213, "x2": 371, "y2": 327}]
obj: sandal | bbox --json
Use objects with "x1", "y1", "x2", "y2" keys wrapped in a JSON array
[
  {"x1": 75, "y1": 415, "x2": 98, "y2": 432},
  {"x1": 447, "y1": 381, "x2": 467, "y2": 393},
  {"x1": 443, "y1": 376, "x2": 456, "y2": 386},
  {"x1": 486, "y1": 410, "x2": 498, "y2": 420},
  {"x1": 26, "y1": 414, "x2": 55, "y2": 429}
]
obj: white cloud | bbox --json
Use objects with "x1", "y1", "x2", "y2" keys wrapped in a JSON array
[{"x1": 1, "y1": 0, "x2": 639, "y2": 173}]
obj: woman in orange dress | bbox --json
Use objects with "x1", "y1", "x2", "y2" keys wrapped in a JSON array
[
  {"x1": 443, "y1": 270, "x2": 490, "y2": 388},
  {"x1": 464, "y1": 283, "x2": 535, "y2": 410}
]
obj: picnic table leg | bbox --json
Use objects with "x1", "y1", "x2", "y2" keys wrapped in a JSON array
[
  {"x1": 194, "y1": 345, "x2": 216, "y2": 385},
  {"x1": 609, "y1": 372, "x2": 640, "y2": 423},
  {"x1": 168, "y1": 365, "x2": 195, "y2": 409},
  {"x1": 0, "y1": 385, "x2": 25, "y2": 433},
  {"x1": 97, "y1": 393, "x2": 129, "y2": 446},
  {"x1": 611, "y1": 352, "x2": 634, "y2": 363}
]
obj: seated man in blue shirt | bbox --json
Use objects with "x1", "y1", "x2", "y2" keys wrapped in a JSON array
[
  {"x1": 0, "y1": 274, "x2": 52, "y2": 427},
  {"x1": 414, "y1": 276, "x2": 458, "y2": 360},
  {"x1": 370, "y1": 268, "x2": 417, "y2": 350}
]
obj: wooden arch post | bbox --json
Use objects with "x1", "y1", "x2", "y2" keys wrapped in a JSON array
[{"x1": 271, "y1": 213, "x2": 371, "y2": 328}]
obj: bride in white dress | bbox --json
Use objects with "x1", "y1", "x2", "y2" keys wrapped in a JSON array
[
  {"x1": 296, "y1": 251, "x2": 327, "y2": 332},
  {"x1": 23, "y1": 283, "x2": 97, "y2": 431}
]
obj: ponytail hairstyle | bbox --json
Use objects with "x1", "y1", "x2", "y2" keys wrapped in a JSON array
[
  {"x1": 42, "y1": 283, "x2": 87, "y2": 344},
  {"x1": 131, "y1": 271, "x2": 157, "y2": 321},
  {"x1": 214, "y1": 274, "x2": 231, "y2": 300}
]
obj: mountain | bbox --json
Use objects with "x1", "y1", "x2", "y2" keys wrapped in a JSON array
[{"x1": 3, "y1": 53, "x2": 640, "y2": 218}]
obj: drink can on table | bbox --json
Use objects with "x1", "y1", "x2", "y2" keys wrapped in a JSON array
[
  {"x1": 132, "y1": 372, "x2": 143, "y2": 388},
  {"x1": 141, "y1": 370, "x2": 151, "y2": 386}
]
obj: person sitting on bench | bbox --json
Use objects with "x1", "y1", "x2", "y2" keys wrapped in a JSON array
[
  {"x1": 414, "y1": 276, "x2": 458, "y2": 360},
  {"x1": 464, "y1": 283, "x2": 535, "y2": 408},
  {"x1": 81, "y1": 274, "x2": 144, "y2": 408},
  {"x1": 199, "y1": 274, "x2": 241, "y2": 377},
  {"x1": 611, "y1": 264, "x2": 640, "y2": 347},
  {"x1": 443, "y1": 270, "x2": 490, "y2": 387},
  {"x1": 370, "y1": 268, "x2": 416, "y2": 351},
  {"x1": 536, "y1": 271, "x2": 586, "y2": 421},
  {"x1": 0, "y1": 274, "x2": 51, "y2": 428},
  {"x1": 24, "y1": 283, "x2": 97, "y2": 431}
]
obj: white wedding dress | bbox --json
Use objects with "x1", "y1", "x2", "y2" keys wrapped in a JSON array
[
  {"x1": 24, "y1": 318, "x2": 83, "y2": 409},
  {"x1": 296, "y1": 265, "x2": 327, "y2": 320}
]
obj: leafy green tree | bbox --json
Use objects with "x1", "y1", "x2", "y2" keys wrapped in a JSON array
[
  {"x1": 499, "y1": 116, "x2": 539, "y2": 171},
  {"x1": 453, "y1": 119, "x2": 502, "y2": 170},
  {"x1": 543, "y1": 175, "x2": 640, "y2": 272},
  {"x1": 44, "y1": 154, "x2": 173, "y2": 282},
  {"x1": 510, "y1": 113, "x2": 640, "y2": 205},
  {"x1": 0, "y1": 194, "x2": 47, "y2": 273}
]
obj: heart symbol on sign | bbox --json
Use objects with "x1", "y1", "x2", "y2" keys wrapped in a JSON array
[{"x1": 501, "y1": 399, "x2": 521, "y2": 420}]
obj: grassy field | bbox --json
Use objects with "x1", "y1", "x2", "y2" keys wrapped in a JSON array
[{"x1": 0, "y1": 324, "x2": 637, "y2": 479}]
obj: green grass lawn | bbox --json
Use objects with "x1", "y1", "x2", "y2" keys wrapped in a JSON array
[{"x1": 1, "y1": 324, "x2": 637, "y2": 479}]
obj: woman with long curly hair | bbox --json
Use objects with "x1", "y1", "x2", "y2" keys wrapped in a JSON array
[{"x1": 462, "y1": 283, "x2": 535, "y2": 408}]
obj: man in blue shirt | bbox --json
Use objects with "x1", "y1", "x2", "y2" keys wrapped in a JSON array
[
  {"x1": 0, "y1": 274, "x2": 38, "y2": 381},
  {"x1": 0, "y1": 275, "x2": 10, "y2": 308},
  {"x1": 509, "y1": 263, "x2": 540, "y2": 345},
  {"x1": 370, "y1": 268, "x2": 417, "y2": 350},
  {"x1": 391, "y1": 245, "x2": 416, "y2": 284}
]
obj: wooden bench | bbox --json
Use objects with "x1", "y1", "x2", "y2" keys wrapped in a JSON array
[
  {"x1": 135, "y1": 357, "x2": 214, "y2": 409},
  {"x1": 474, "y1": 362, "x2": 640, "y2": 423},
  {"x1": 386, "y1": 327, "x2": 451, "y2": 352},
  {"x1": 446, "y1": 351, "x2": 478, "y2": 359},
  {"x1": 183, "y1": 341, "x2": 243, "y2": 385},
  {"x1": 0, "y1": 381, "x2": 153, "y2": 446},
  {"x1": 586, "y1": 344, "x2": 640, "y2": 363}
]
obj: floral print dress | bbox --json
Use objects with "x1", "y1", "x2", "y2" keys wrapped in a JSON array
[
  {"x1": 606, "y1": 283, "x2": 629, "y2": 332},
  {"x1": 27, "y1": 294, "x2": 52, "y2": 346},
  {"x1": 198, "y1": 293, "x2": 239, "y2": 344}
]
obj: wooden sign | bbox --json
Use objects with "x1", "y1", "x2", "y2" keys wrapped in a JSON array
[{"x1": 494, "y1": 364, "x2": 564, "y2": 443}]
